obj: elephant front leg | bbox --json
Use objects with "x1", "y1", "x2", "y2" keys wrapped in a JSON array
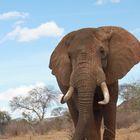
[
  {"x1": 103, "y1": 81, "x2": 118, "y2": 140},
  {"x1": 103, "y1": 104, "x2": 116, "y2": 140},
  {"x1": 94, "y1": 110, "x2": 103, "y2": 140}
]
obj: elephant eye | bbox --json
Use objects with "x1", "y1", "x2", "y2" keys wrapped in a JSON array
[
  {"x1": 68, "y1": 52, "x2": 72, "y2": 59},
  {"x1": 68, "y1": 54, "x2": 71, "y2": 59},
  {"x1": 99, "y1": 46, "x2": 106, "y2": 59}
]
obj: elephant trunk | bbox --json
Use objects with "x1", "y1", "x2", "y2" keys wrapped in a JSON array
[{"x1": 72, "y1": 74, "x2": 96, "y2": 140}]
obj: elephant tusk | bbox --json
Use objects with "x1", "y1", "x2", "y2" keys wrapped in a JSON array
[
  {"x1": 98, "y1": 82, "x2": 110, "y2": 105},
  {"x1": 60, "y1": 86, "x2": 74, "y2": 104}
]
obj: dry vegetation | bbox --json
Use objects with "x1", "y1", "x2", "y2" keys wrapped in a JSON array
[
  {"x1": 0, "y1": 131, "x2": 68, "y2": 140},
  {"x1": 1, "y1": 107, "x2": 140, "y2": 140},
  {"x1": 1, "y1": 102, "x2": 140, "y2": 140},
  {"x1": 0, "y1": 124, "x2": 140, "y2": 140}
]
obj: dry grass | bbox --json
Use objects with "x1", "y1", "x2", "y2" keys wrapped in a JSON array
[
  {"x1": 0, "y1": 130, "x2": 69, "y2": 140},
  {"x1": 1, "y1": 124, "x2": 140, "y2": 140},
  {"x1": 116, "y1": 124, "x2": 140, "y2": 140}
]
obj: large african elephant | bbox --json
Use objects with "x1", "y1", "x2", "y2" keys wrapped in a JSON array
[{"x1": 49, "y1": 26, "x2": 140, "y2": 140}]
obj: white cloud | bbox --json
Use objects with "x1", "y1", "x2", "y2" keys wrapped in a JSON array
[
  {"x1": 96, "y1": 0, "x2": 105, "y2": 5},
  {"x1": 111, "y1": 0, "x2": 121, "y2": 3},
  {"x1": 0, "y1": 11, "x2": 29, "y2": 44},
  {"x1": 14, "y1": 20, "x2": 25, "y2": 26},
  {"x1": 95, "y1": 0, "x2": 121, "y2": 5},
  {"x1": 1, "y1": 21, "x2": 64, "y2": 42},
  {"x1": 0, "y1": 82, "x2": 59, "y2": 118},
  {"x1": 0, "y1": 11, "x2": 29, "y2": 20},
  {"x1": 0, "y1": 82, "x2": 46, "y2": 101}
]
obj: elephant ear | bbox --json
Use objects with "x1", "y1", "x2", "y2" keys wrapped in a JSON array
[
  {"x1": 97, "y1": 27, "x2": 140, "y2": 84},
  {"x1": 49, "y1": 32, "x2": 75, "y2": 86}
]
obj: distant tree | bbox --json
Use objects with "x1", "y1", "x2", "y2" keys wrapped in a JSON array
[
  {"x1": 51, "y1": 107, "x2": 72, "y2": 122},
  {"x1": 10, "y1": 86, "x2": 58, "y2": 122},
  {"x1": 120, "y1": 82, "x2": 140, "y2": 101},
  {"x1": 51, "y1": 107, "x2": 67, "y2": 117},
  {"x1": 119, "y1": 82, "x2": 140, "y2": 111},
  {"x1": 5, "y1": 118, "x2": 30, "y2": 136},
  {"x1": 0, "y1": 111, "x2": 11, "y2": 134},
  {"x1": 51, "y1": 107, "x2": 72, "y2": 130}
]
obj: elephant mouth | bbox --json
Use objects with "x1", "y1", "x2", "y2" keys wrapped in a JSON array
[{"x1": 60, "y1": 81, "x2": 110, "y2": 105}]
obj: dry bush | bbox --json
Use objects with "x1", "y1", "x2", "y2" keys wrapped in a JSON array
[
  {"x1": 116, "y1": 111, "x2": 140, "y2": 129},
  {"x1": 33, "y1": 121, "x2": 50, "y2": 135},
  {"x1": 3, "y1": 116, "x2": 73, "y2": 137},
  {"x1": 46, "y1": 116, "x2": 73, "y2": 131},
  {"x1": 5, "y1": 120, "x2": 30, "y2": 136}
]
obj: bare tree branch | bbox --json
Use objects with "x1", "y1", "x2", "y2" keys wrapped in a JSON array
[{"x1": 10, "y1": 86, "x2": 59, "y2": 122}]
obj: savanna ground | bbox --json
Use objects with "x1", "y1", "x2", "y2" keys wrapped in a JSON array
[{"x1": 1, "y1": 124, "x2": 140, "y2": 140}]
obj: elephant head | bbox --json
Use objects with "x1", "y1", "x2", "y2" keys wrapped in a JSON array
[{"x1": 49, "y1": 26, "x2": 140, "y2": 139}]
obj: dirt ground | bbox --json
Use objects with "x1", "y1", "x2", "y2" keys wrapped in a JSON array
[
  {"x1": 0, "y1": 131, "x2": 69, "y2": 140},
  {"x1": 1, "y1": 124, "x2": 140, "y2": 140},
  {"x1": 116, "y1": 124, "x2": 140, "y2": 140}
]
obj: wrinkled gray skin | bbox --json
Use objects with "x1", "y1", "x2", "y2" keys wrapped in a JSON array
[{"x1": 49, "y1": 26, "x2": 140, "y2": 140}]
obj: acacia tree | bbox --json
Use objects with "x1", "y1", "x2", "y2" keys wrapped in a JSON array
[
  {"x1": 120, "y1": 82, "x2": 140, "y2": 101},
  {"x1": 51, "y1": 107, "x2": 72, "y2": 130},
  {"x1": 119, "y1": 82, "x2": 140, "y2": 111},
  {"x1": 51, "y1": 107, "x2": 67, "y2": 117},
  {"x1": 10, "y1": 86, "x2": 58, "y2": 122}
]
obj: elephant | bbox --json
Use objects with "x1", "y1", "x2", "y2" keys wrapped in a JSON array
[{"x1": 49, "y1": 26, "x2": 140, "y2": 140}]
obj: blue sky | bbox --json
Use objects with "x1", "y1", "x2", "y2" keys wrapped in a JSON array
[{"x1": 0, "y1": 0, "x2": 140, "y2": 117}]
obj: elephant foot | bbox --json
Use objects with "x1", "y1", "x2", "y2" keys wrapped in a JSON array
[
  {"x1": 103, "y1": 130, "x2": 115, "y2": 140},
  {"x1": 103, "y1": 136, "x2": 115, "y2": 140},
  {"x1": 85, "y1": 132, "x2": 100, "y2": 140}
]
